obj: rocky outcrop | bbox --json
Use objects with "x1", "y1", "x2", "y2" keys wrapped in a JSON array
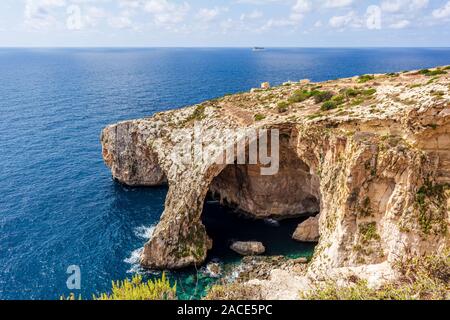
[
  {"x1": 230, "y1": 241, "x2": 266, "y2": 256},
  {"x1": 102, "y1": 67, "x2": 450, "y2": 283},
  {"x1": 209, "y1": 140, "x2": 320, "y2": 218},
  {"x1": 293, "y1": 216, "x2": 320, "y2": 242}
]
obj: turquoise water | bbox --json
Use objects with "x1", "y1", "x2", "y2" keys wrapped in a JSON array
[{"x1": 1, "y1": 48, "x2": 450, "y2": 300}]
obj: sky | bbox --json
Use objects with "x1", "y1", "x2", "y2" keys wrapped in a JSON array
[{"x1": 0, "y1": 0, "x2": 450, "y2": 47}]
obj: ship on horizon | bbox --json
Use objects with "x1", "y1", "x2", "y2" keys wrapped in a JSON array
[{"x1": 252, "y1": 47, "x2": 265, "y2": 51}]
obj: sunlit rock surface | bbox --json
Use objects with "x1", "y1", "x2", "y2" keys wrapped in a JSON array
[{"x1": 102, "y1": 67, "x2": 449, "y2": 282}]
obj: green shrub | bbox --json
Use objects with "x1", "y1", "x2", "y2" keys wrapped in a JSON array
[
  {"x1": 254, "y1": 113, "x2": 266, "y2": 121},
  {"x1": 419, "y1": 69, "x2": 447, "y2": 77},
  {"x1": 331, "y1": 94, "x2": 345, "y2": 105},
  {"x1": 314, "y1": 91, "x2": 334, "y2": 103},
  {"x1": 444, "y1": 66, "x2": 450, "y2": 70},
  {"x1": 357, "y1": 75, "x2": 375, "y2": 83},
  {"x1": 363, "y1": 88, "x2": 377, "y2": 96},
  {"x1": 94, "y1": 274, "x2": 177, "y2": 300},
  {"x1": 321, "y1": 100, "x2": 337, "y2": 111},
  {"x1": 187, "y1": 104, "x2": 207, "y2": 121},
  {"x1": 359, "y1": 222, "x2": 380, "y2": 243},
  {"x1": 288, "y1": 89, "x2": 311, "y2": 103},
  {"x1": 288, "y1": 89, "x2": 325, "y2": 104},
  {"x1": 415, "y1": 182, "x2": 449, "y2": 235},
  {"x1": 345, "y1": 88, "x2": 361, "y2": 97},
  {"x1": 351, "y1": 98, "x2": 365, "y2": 106},
  {"x1": 387, "y1": 72, "x2": 399, "y2": 77},
  {"x1": 277, "y1": 101, "x2": 289, "y2": 113}
]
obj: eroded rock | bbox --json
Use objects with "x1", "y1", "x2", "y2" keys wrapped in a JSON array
[
  {"x1": 101, "y1": 66, "x2": 449, "y2": 282},
  {"x1": 293, "y1": 216, "x2": 320, "y2": 242},
  {"x1": 230, "y1": 241, "x2": 266, "y2": 256}
]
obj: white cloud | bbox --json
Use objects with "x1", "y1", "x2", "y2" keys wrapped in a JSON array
[
  {"x1": 329, "y1": 11, "x2": 358, "y2": 29},
  {"x1": 314, "y1": 20, "x2": 323, "y2": 27},
  {"x1": 24, "y1": 0, "x2": 66, "y2": 29},
  {"x1": 366, "y1": 5, "x2": 382, "y2": 30},
  {"x1": 410, "y1": 0, "x2": 429, "y2": 10},
  {"x1": 196, "y1": 7, "x2": 227, "y2": 22},
  {"x1": 108, "y1": 15, "x2": 133, "y2": 29},
  {"x1": 144, "y1": 0, "x2": 190, "y2": 26},
  {"x1": 292, "y1": 0, "x2": 311, "y2": 13},
  {"x1": 432, "y1": 1, "x2": 450, "y2": 19},
  {"x1": 234, "y1": 0, "x2": 282, "y2": 4},
  {"x1": 324, "y1": 0, "x2": 354, "y2": 8},
  {"x1": 381, "y1": 0, "x2": 429, "y2": 13},
  {"x1": 390, "y1": 19, "x2": 410, "y2": 28},
  {"x1": 381, "y1": 0, "x2": 402, "y2": 13},
  {"x1": 240, "y1": 10, "x2": 263, "y2": 21}
]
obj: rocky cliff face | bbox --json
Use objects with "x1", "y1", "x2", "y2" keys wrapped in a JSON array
[{"x1": 101, "y1": 67, "x2": 449, "y2": 282}]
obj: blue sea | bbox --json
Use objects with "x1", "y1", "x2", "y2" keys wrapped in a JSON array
[{"x1": 1, "y1": 48, "x2": 450, "y2": 300}]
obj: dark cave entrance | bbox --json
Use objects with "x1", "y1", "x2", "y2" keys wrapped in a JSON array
[{"x1": 201, "y1": 132, "x2": 321, "y2": 261}]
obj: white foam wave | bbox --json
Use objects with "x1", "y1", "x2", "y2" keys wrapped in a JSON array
[
  {"x1": 124, "y1": 247, "x2": 149, "y2": 274},
  {"x1": 134, "y1": 225, "x2": 156, "y2": 240}
]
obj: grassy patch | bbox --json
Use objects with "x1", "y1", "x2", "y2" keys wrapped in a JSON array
[
  {"x1": 363, "y1": 88, "x2": 377, "y2": 96},
  {"x1": 186, "y1": 104, "x2": 207, "y2": 122},
  {"x1": 254, "y1": 113, "x2": 266, "y2": 121},
  {"x1": 277, "y1": 101, "x2": 290, "y2": 113},
  {"x1": 288, "y1": 89, "x2": 311, "y2": 103},
  {"x1": 306, "y1": 112, "x2": 324, "y2": 120},
  {"x1": 301, "y1": 250, "x2": 450, "y2": 300},
  {"x1": 387, "y1": 72, "x2": 400, "y2": 77},
  {"x1": 415, "y1": 182, "x2": 449, "y2": 235},
  {"x1": 357, "y1": 74, "x2": 375, "y2": 83},
  {"x1": 359, "y1": 222, "x2": 380, "y2": 243},
  {"x1": 288, "y1": 89, "x2": 331, "y2": 104},
  {"x1": 351, "y1": 98, "x2": 365, "y2": 106},
  {"x1": 321, "y1": 100, "x2": 337, "y2": 111},
  {"x1": 331, "y1": 94, "x2": 346, "y2": 105},
  {"x1": 314, "y1": 91, "x2": 334, "y2": 103},
  {"x1": 431, "y1": 90, "x2": 445, "y2": 99},
  {"x1": 419, "y1": 69, "x2": 447, "y2": 77}
]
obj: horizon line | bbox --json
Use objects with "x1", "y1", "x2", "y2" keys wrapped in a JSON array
[{"x1": 1, "y1": 46, "x2": 450, "y2": 49}]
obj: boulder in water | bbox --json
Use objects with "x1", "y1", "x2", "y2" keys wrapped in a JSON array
[
  {"x1": 230, "y1": 241, "x2": 266, "y2": 256},
  {"x1": 293, "y1": 216, "x2": 319, "y2": 242}
]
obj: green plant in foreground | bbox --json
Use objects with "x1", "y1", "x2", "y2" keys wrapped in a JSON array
[{"x1": 94, "y1": 274, "x2": 177, "y2": 300}]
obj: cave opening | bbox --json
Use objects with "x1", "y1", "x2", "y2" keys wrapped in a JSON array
[{"x1": 201, "y1": 131, "x2": 321, "y2": 262}]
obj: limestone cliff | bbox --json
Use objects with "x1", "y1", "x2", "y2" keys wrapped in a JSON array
[{"x1": 101, "y1": 67, "x2": 449, "y2": 285}]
